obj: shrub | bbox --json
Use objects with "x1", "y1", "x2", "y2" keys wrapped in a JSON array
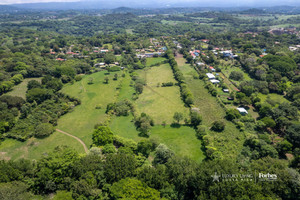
[
  {"x1": 211, "y1": 121, "x2": 225, "y2": 132},
  {"x1": 34, "y1": 123, "x2": 54, "y2": 138},
  {"x1": 74, "y1": 75, "x2": 82, "y2": 81},
  {"x1": 226, "y1": 109, "x2": 241, "y2": 121},
  {"x1": 92, "y1": 126, "x2": 114, "y2": 146}
]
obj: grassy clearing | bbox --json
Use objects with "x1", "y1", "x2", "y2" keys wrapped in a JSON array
[
  {"x1": 150, "y1": 125, "x2": 205, "y2": 163},
  {"x1": 221, "y1": 66, "x2": 252, "y2": 85},
  {"x1": 136, "y1": 64, "x2": 189, "y2": 124},
  {"x1": 7, "y1": 77, "x2": 42, "y2": 99},
  {"x1": 176, "y1": 56, "x2": 244, "y2": 160},
  {"x1": 110, "y1": 115, "x2": 140, "y2": 141},
  {"x1": 56, "y1": 71, "x2": 122, "y2": 145},
  {"x1": 0, "y1": 132, "x2": 84, "y2": 161},
  {"x1": 146, "y1": 57, "x2": 167, "y2": 66},
  {"x1": 258, "y1": 93, "x2": 289, "y2": 105}
]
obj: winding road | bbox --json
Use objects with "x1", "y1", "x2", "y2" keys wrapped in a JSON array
[{"x1": 56, "y1": 129, "x2": 88, "y2": 153}]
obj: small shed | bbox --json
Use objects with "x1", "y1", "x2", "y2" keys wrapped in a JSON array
[
  {"x1": 237, "y1": 107, "x2": 248, "y2": 115},
  {"x1": 223, "y1": 89, "x2": 229, "y2": 93}
]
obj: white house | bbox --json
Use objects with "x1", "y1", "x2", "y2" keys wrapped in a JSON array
[
  {"x1": 223, "y1": 89, "x2": 229, "y2": 93},
  {"x1": 197, "y1": 62, "x2": 205, "y2": 66},
  {"x1": 206, "y1": 73, "x2": 215, "y2": 80},
  {"x1": 237, "y1": 107, "x2": 248, "y2": 115},
  {"x1": 210, "y1": 79, "x2": 220, "y2": 84}
]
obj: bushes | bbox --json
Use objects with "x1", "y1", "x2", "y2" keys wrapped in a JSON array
[
  {"x1": 26, "y1": 88, "x2": 53, "y2": 104},
  {"x1": 92, "y1": 126, "x2": 114, "y2": 146},
  {"x1": 135, "y1": 113, "x2": 154, "y2": 137},
  {"x1": 34, "y1": 123, "x2": 54, "y2": 138},
  {"x1": 229, "y1": 71, "x2": 244, "y2": 81},
  {"x1": 211, "y1": 121, "x2": 225, "y2": 132},
  {"x1": 190, "y1": 111, "x2": 202, "y2": 127},
  {"x1": 226, "y1": 109, "x2": 241, "y2": 121},
  {"x1": 161, "y1": 82, "x2": 174, "y2": 87},
  {"x1": 106, "y1": 100, "x2": 134, "y2": 116}
]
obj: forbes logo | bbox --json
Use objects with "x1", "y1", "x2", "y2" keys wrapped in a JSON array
[{"x1": 259, "y1": 173, "x2": 277, "y2": 181}]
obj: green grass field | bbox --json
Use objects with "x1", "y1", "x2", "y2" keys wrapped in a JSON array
[
  {"x1": 221, "y1": 65, "x2": 252, "y2": 85},
  {"x1": 110, "y1": 117, "x2": 205, "y2": 163},
  {"x1": 136, "y1": 64, "x2": 189, "y2": 124},
  {"x1": 7, "y1": 77, "x2": 42, "y2": 99},
  {"x1": 146, "y1": 57, "x2": 167, "y2": 66},
  {"x1": 176, "y1": 56, "x2": 244, "y2": 160},
  {"x1": 258, "y1": 93, "x2": 289, "y2": 105},
  {"x1": 151, "y1": 125, "x2": 205, "y2": 163},
  {"x1": 0, "y1": 132, "x2": 85, "y2": 161},
  {"x1": 56, "y1": 71, "x2": 122, "y2": 145}
]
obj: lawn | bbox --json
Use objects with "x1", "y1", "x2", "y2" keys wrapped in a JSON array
[
  {"x1": 7, "y1": 77, "x2": 42, "y2": 99},
  {"x1": 0, "y1": 132, "x2": 85, "y2": 161},
  {"x1": 258, "y1": 93, "x2": 289, "y2": 105},
  {"x1": 176, "y1": 56, "x2": 244, "y2": 160},
  {"x1": 135, "y1": 64, "x2": 189, "y2": 124},
  {"x1": 146, "y1": 57, "x2": 167, "y2": 66},
  {"x1": 151, "y1": 125, "x2": 205, "y2": 163},
  {"x1": 110, "y1": 118, "x2": 205, "y2": 163},
  {"x1": 221, "y1": 65, "x2": 252, "y2": 85},
  {"x1": 56, "y1": 71, "x2": 122, "y2": 146}
]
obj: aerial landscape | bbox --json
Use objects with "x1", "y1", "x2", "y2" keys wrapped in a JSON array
[{"x1": 0, "y1": 0, "x2": 299, "y2": 199}]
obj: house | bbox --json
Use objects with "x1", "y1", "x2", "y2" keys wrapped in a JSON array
[
  {"x1": 94, "y1": 63, "x2": 106, "y2": 67},
  {"x1": 210, "y1": 79, "x2": 220, "y2": 84},
  {"x1": 223, "y1": 89, "x2": 229, "y2": 93},
  {"x1": 196, "y1": 62, "x2": 205, "y2": 66},
  {"x1": 201, "y1": 39, "x2": 210, "y2": 43},
  {"x1": 206, "y1": 73, "x2": 215, "y2": 80},
  {"x1": 289, "y1": 46, "x2": 298, "y2": 51},
  {"x1": 56, "y1": 58, "x2": 65, "y2": 61},
  {"x1": 209, "y1": 66, "x2": 216, "y2": 72},
  {"x1": 100, "y1": 49, "x2": 109, "y2": 53},
  {"x1": 237, "y1": 107, "x2": 248, "y2": 115}
]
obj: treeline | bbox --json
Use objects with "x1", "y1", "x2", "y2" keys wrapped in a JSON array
[
  {"x1": 0, "y1": 125, "x2": 299, "y2": 199},
  {"x1": 165, "y1": 50, "x2": 194, "y2": 106}
]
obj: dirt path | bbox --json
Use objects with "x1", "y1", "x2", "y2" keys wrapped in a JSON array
[
  {"x1": 81, "y1": 81, "x2": 86, "y2": 92},
  {"x1": 56, "y1": 129, "x2": 88, "y2": 153}
]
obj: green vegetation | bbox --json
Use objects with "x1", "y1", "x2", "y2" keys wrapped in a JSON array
[
  {"x1": 136, "y1": 64, "x2": 189, "y2": 124},
  {"x1": 6, "y1": 78, "x2": 41, "y2": 99}
]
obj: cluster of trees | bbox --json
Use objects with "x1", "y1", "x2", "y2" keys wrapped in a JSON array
[
  {"x1": 134, "y1": 113, "x2": 154, "y2": 137},
  {"x1": 0, "y1": 76, "x2": 80, "y2": 141},
  {"x1": 166, "y1": 50, "x2": 194, "y2": 106},
  {"x1": 106, "y1": 100, "x2": 134, "y2": 116},
  {"x1": 0, "y1": 143, "x2": 299, "y2": 200}
]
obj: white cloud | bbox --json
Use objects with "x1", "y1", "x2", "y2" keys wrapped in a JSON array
[{"x1": 0, "y1": 0, "x2": 79, "y2": 5}]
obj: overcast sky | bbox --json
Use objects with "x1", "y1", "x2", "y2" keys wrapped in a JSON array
[
  {"x1": 0, "y1": 0, "x2": 78, "y2": 4},
  {"x1": 0, "y1": 0, "x2": 299, "y2": 6}
]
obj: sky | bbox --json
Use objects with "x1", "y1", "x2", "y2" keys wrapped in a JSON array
[{"x1": 0, "y1": 0, "x2": 299, "y2": 6}]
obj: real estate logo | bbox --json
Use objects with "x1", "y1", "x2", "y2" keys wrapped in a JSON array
[{"x1": 211, "y1": 171, "x2": 277, "y2": 183}]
